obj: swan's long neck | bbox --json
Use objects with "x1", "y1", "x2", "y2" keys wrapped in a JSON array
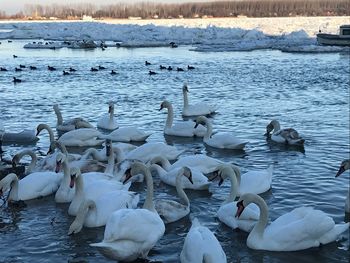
[
  {"x1": 175, "y1": 169, "x2": 190, "y2": 206},
  {"x1": 223, "y1": 168, "x2": 238, "y2": 205},
  {"x1": 104, "y1": 149, "x2": 115, "y2": 175},
  {"x1": 8, "y1": 174, "x2": 19, "y2": 201},
  {"x1": 249, "y1": 195, "x2": 269, "y2": 238},
  {"x1": 151, "y1": 156, "x2": 171, "y2": 171},
  {"x1": 17, "y1": 150, "x2": 37, "y2": 174},
  {"x1": 231, "y1": 165, "x2": 241, "y2": 186},
  {"x1": 40, "y1": 124, "x2": 55, "y2": 144},
  {"x1": 203, "y1": 119, "x2": 213, "y2": 140},
  {"x1": 114, "y1": 148, "x2": 125, "y2": 163},
  {"x1": 75, "y1": 175, "x2": 84, "y2": 201},
  {"x1": 54, "y1": 141, "x2": 68, "y2": 155},
  {"x1": 346, "y1": 188, "x2": 350, "y2": 213},
  {"x1": 109, "y1": 105, "x2": 114, "y2": 122},
  {"x1": 140, "y1": 166, "x2": 155, "y2": 212},
  {"x1": 272, "y1": 120, "x2": 281, "y2": 132},
  {"x1": 183, "y1": 89, "x2": 189, "y2": 108},
  {"x1": 53, "y1": 105, "x2": 64, "y2": 125},
  {"x1": 62, "y1": 157, "x2": 70, "y2": 183},
  {"x1": 165, "y1": 104, "x2": 174, "y2": 129},
  {"x1": 73, "y1": 199, "x2": 95, "y2": 229}
]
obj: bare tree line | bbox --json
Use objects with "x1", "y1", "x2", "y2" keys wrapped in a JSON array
[{"x1": 0, "y1": 0, "x2": 349, "y2": 20}]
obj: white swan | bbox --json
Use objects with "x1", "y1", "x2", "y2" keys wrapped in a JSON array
[
  {"x1": 12, "y1": 149, "x2": 41, "y2": 174},
  {"x1": 150, "y1": 162, "x2": 210, "y2": 190},
  {"x1": 151, "y1": 154, "x2": 223, "y2": 175},
  {"x1": 53, "y1": 104, "x2": 93, "y2": 132},
  {"x1": 182, "y1": 83, "x2": 217, "y2": 117},
  {"x1": 265, "y1": 120, "x2": 305, "y2": 146},
  {"x1": 1, "y1": 129, "x2": 38, "y2": 143},
  {"x1": 68, "y1": 190, "x2": 139, "y2": 234},
  {"x1": 58, "y1": 128, "x2": 104, "y2": 147},
  {"x1": 102, "y1": 126, "x2": 151, "y2": 142},
  {"x1": 180, "y1": 217, "x2": 227, "y2": 263},
  {"x1": 0, "y1": 170, "x2": 62, "y2": 201},
  {"x1": 335, "y1": 159, "x2": 349, "y2": 213},
  {"x1": 160, "y1": 100, "x2": 206, "y2": 137},
  {"x1": 195, "y1": 116, "x2": 248, "y2": 150},
  {"x1": 236, "y1": 164, "x2": 274, "y2": 196},
  {"x1": 215, "y1": 164, "x2": 260, "y2": 232},
  {"x1": 236, "y1": 193, "x2": 349, "y2": 251},
  {"x1": 97, "y1": 101, "x2": 118, "y2": 131},
  {"x1": 68, "y1": 167, "x2": 130, "y2": 216},
  {"x1": 155, "y1": 167, "x2": 193, "y2": 223},
  {"x1": 54, "y1": 153, "x2": 75, "y2": 203},
  {"x1": 90, "y1": 162, "x2": 165, "y2": 262}
]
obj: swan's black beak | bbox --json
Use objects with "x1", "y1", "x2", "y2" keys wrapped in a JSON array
[
  {"x1": 336, "y1": 165, "x2": 346, "y2": 177},
  {"x1": 12, "y1": 160, "x2": 17, "y2": 168},
  {"x1": 35, "y1": 129, "x2": 40, "y2": 136},
  {"x1": 218, "y1": 176, "x2": 224, "y2": 186},
  {"x1": 159, "y1": 105, "x2": 163, "y2": 111},
  {"x1": 108, "y1": 105, "x2": 112, "y2": 113},
  {"x1": 194, "y1": 122, "x2": 199, "y2": 128},
  {"x1": 123, "y1": 168, "x2": 132, "y2": 184},
  {"x1": 235, "y1": 200, "x2": 245, "y2": 218},
  {"x1": 208, "y1": 171, "x2": 219, "y2": 182}
]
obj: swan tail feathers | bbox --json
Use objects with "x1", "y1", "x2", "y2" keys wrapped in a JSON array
[{"x1": 319, "y1": 223, "x2": 349, "y2": 245}]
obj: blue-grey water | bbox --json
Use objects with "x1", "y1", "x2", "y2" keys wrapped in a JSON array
[{"x1": 0, "y1": 40, "x2": 349, "y2": 262}]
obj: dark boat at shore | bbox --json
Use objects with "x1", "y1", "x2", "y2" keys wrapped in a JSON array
[{"x1": 317, "y1": 25, "x2": 350, "y2": 46}]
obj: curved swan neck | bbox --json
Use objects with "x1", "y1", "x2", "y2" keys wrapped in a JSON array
[
  {"x1": 74, "y1": 199, "x2": 95, "y2": 228},
  {"x1": 109, "y1": 105, "x2": 114, "y2": 121},
  {"x1": 7, "y1": 174, "x2": 19, "y2": 201},
  {"x1": 53, "y1": 105, "x2": 64, "y2": 125},
  {"x1": 38, "y1": 124, "x2": 55, "y2": 144},
  {"x1": 151, "y1": 156, "x2": 171, "y2": 171},
  {"x1": 62, "y1": 157, "x2": 70, "y2": 180},
  {"x1": 223, "y1": 167, "x2": 238, "y2": 204},
  {"x1": 249, "y1": 195, "x2": 269, "y2": 237},
  {"x1": 75, "y1": 174, "x2": 84, "y2": 198},
  {"x1": 203, "y1": 119, "x2": 213, "y2": 140},
  {"x1": 54, "y1": 141, "x2": 68, "y2": 155},
  {"x1": 175, "y1": 169, "x2": 190, "y2": 206},
  {"x1": 137, "y1": 165, "x2": 155, "y2": 212},
  {"x1": 17, "y1": 150, "x2": 37, "y2": 174},
  {"x1": 105, "y1": 148, "x2": 115, "y2": 175},
  {"x1": 183, "y1": 88, "x2": 189, "y2": 108},
  {"x1": 271, "y1": 120, "x2": 281, "y2": 131},
  {"x1": 230, "y1": 165, "x2": 241, "y2": 186},
  {"x1": 165, "y1": 103, "x2": 174, "y2": 129},
  {"x1": 113, "y1": 148, "x2": 125, "y2": 163}
]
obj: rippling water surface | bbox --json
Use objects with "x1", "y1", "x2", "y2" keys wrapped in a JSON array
[{"x1": 0, "y1": 40, "x2": 349, "y2": 262}]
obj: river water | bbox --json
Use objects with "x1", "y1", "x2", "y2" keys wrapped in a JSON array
[{"x1": 0, "y1": 40, "x2": 349, "y2": 262}]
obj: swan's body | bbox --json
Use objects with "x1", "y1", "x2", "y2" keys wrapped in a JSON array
[
  {"x1": 195, "y1": 116, "x2": 248, "y2": 150},
  {"x1": 215, "y1": 164, "x2": 259, "y2": 232},
  {"x1": 236, "y1": 193, "x2": 349, "y2": 251},
  {"x1": 54, "y1": 153, "x2": 75, "y2": 203},
  {"x1": 1, "y1": 129, "x2": 38, "y2": 143},
  {"x1": 237, "y1": 165, "x2": 274, "y2": 195},
  {"x1": 155, "y1": 167, "x2": 193, "y2": 223},
  {"x1": 180, "y1": 218, "x2": 227, "y2": 263},
  {"x1": 58, "y1": 128, "x2": 104, "y2": 147},
  {"x1": 102, "y1": 126, "x2": 151, "y2": 142},
  {"x1": 160, "y1": 100, "x2": 206, "y2": 137},
  {"x1": 335, "y1": 159, "x2": 350, "y2": 213},
  {"x1": 91, "y1": 162, "x2": 165, "y2": 262},
  {"x1": 151, "y1": 163, "x2": 210, "y2": 190},
  {"x1": 97, "y1": 101, "x2": 118, "y2": 131},
  {"x1": 53, "y1": 104, "x2": 93, "y2": 132},
  {"x1": 0, "y1": 172, "x2": 62, "y2": 201},
  {"x1": 265, "y1": 120, "x2": 304, "y2": 146},
  {"x1": 182, "y1": 84, "x2": 217, "y2": 117},
  {"x1": 68, "y1": 190, "x2": 139, "y2": 234}
]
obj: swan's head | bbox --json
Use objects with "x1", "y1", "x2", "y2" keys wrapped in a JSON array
[
  {"x1": 182, "y1": 83, "x2": 189, "y2": 93},
  {"x1": 149, "y1": 155, "x2": 167, "y2": 168},
  {"x1": 236, "y1": 193, "x2": 262, "y2": 218},
  {"x1": 108, "y1": 101, "x2": 114, "y2": 113},
  {"x1": 11, "y1": 154, "x2": 20, "y2": 168},
  {"x1": 182, "y1": 166, "x2": 193, "y2": 184},
  {"x1": 265, "y1": 120, "x2": 280, "y2": 136},
  {"x1": 194, "y1": 116, "x2": 208, "y2": 128},
  {"x1": 123, "y1": 161, "x2": 146, "y2": 184},
  {"x1": 0, "y1": 173, "x2": 17, "y2": 196},
  {"x1": 36, "y1": 123, "x2": 47, "y2": 136},
  {"x1": 336, "y1": 159, "x2": 350, "y2": 177},
  {"x1": 159, "y1": 100, "x2": 170, "y2": 111},
  {"x1": 53, "y1": 104, "x2": 59, "y2": 111},
  {"x1": 55, "y1": 152, "x2": 66, "y2": 173},
  {"x1": 69, "y1": 167, "x2": 81, "y2": 188},
  {"x1": 210, "y1": 164, "x2": 235, "y2": 186},
  {"x1": 105, "y1": 139, "x2": 112, "y2": 157}
]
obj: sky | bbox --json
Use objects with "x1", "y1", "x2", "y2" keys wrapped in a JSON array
[{"x1": 0, "y1": 0, "x2": 215, "y2": 15}]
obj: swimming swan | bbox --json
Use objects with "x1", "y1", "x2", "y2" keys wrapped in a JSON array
[
  {"x1": 265, "y1": 120, "x2": 304, "y2": 146},
  {"x1": 195, "y1": 116, "x2": 248, "y2": 150},
  {"x1": 160, "y1": 100, "x2": 206, "y2": 137},
  {"x1": 236, "y1": 193, "x2": 349, "y2": 251},
  {"x1": 155, "y1": 166, "x2": 193, "y2": 223},
  {"x1": 335, "y1": 159, "x2": 350, "y2": 213},
  {"x1": 90, "y1": 162, "x2": 165, "y2": 262},
  {"x1": 97, "y1": 101, "x2": 118, "y2": 131},
  {"x1": 180, "y1": 217, "x2": 227, "y2": 263},
  {"x1": 182, "y1": 83, "x2": 217, "y2": 117},
  {"x1": 102, "y1": 127, "x2": 151, "y2": 142},
  {"x1": 53, "y1": 104, "x2": 93, "y2": 132},
  {"x1": 215, "y1": 164, "x2": 259, "y2": 232},
  {"x1": 58, "y1": 128, "x2": 104, "y2": 147}
]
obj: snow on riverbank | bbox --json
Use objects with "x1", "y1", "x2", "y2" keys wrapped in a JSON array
[{"x1": 0, "y1": 16, "x2": 349, "y2": 52}]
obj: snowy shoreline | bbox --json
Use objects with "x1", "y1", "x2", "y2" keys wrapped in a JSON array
[{"x1": 0, "y1": 16, "x2": 349, "y2": 52}]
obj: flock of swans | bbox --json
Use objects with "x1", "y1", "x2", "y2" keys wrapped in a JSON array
[{"x1": 0, "y1": 82, "x2": 349, "y2": 262}]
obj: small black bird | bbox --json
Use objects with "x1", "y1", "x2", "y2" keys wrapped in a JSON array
[
  {"x1": 15, "y1": 67, "x2": 22, "y2": 72},
  {"x1": 187, "y1": 65, "x2": 195, "y2": 70},
  {"x1": 149, "y1": 70, "x2": 157, "y2": 75},
  {"x1": 29, "y1": 66, "x2": 37, "y2": 70},
  {"x1": 8, "y1": 40, "x2": 12, "y2": 43},
  {"x1": 98, "y1": 65, "x2": 106, "y2": 70},
  {"x1": 69, "y1": 67, "x2": 76, "y2": 72},
  {"x1": 170, "y1": 42, "x2": 178, "y2": 48},
  {"x1": 159, "y1": 65, "x2": 166, "y2": 70},
  {"x1": 48, "y1": 66, "x2": 56, "y2": 71},
  {"x1": 145, "y1": 61, "x2": 151, "y2": 66},
  {"x1": 63, "y1": 70, "x2": 70, "y2": 75},
  {"x1": 177, "y1": 67, "x2": 184, "y2": 72},
  {"x1": 0, "y1": 67, "x2": 7, "y2": 71},
  {"x1": 13, "y1": 54, "x2": 17, "y2": 58},
  {"x1": 111, "y1": 70, "x2": 117, "y2": 75},
  {"x1": 19, "y1": 64, "x2": 26, "y2": 68},
  {"x1": 91, "y1": 67, "x2": 98, "y2": 72},
  {"x1": 167, "y1": 66, "x2": 173, "y2": 71},
  {"x1": 13, "y1": 77, "x2": 22, "y2": 83}
]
